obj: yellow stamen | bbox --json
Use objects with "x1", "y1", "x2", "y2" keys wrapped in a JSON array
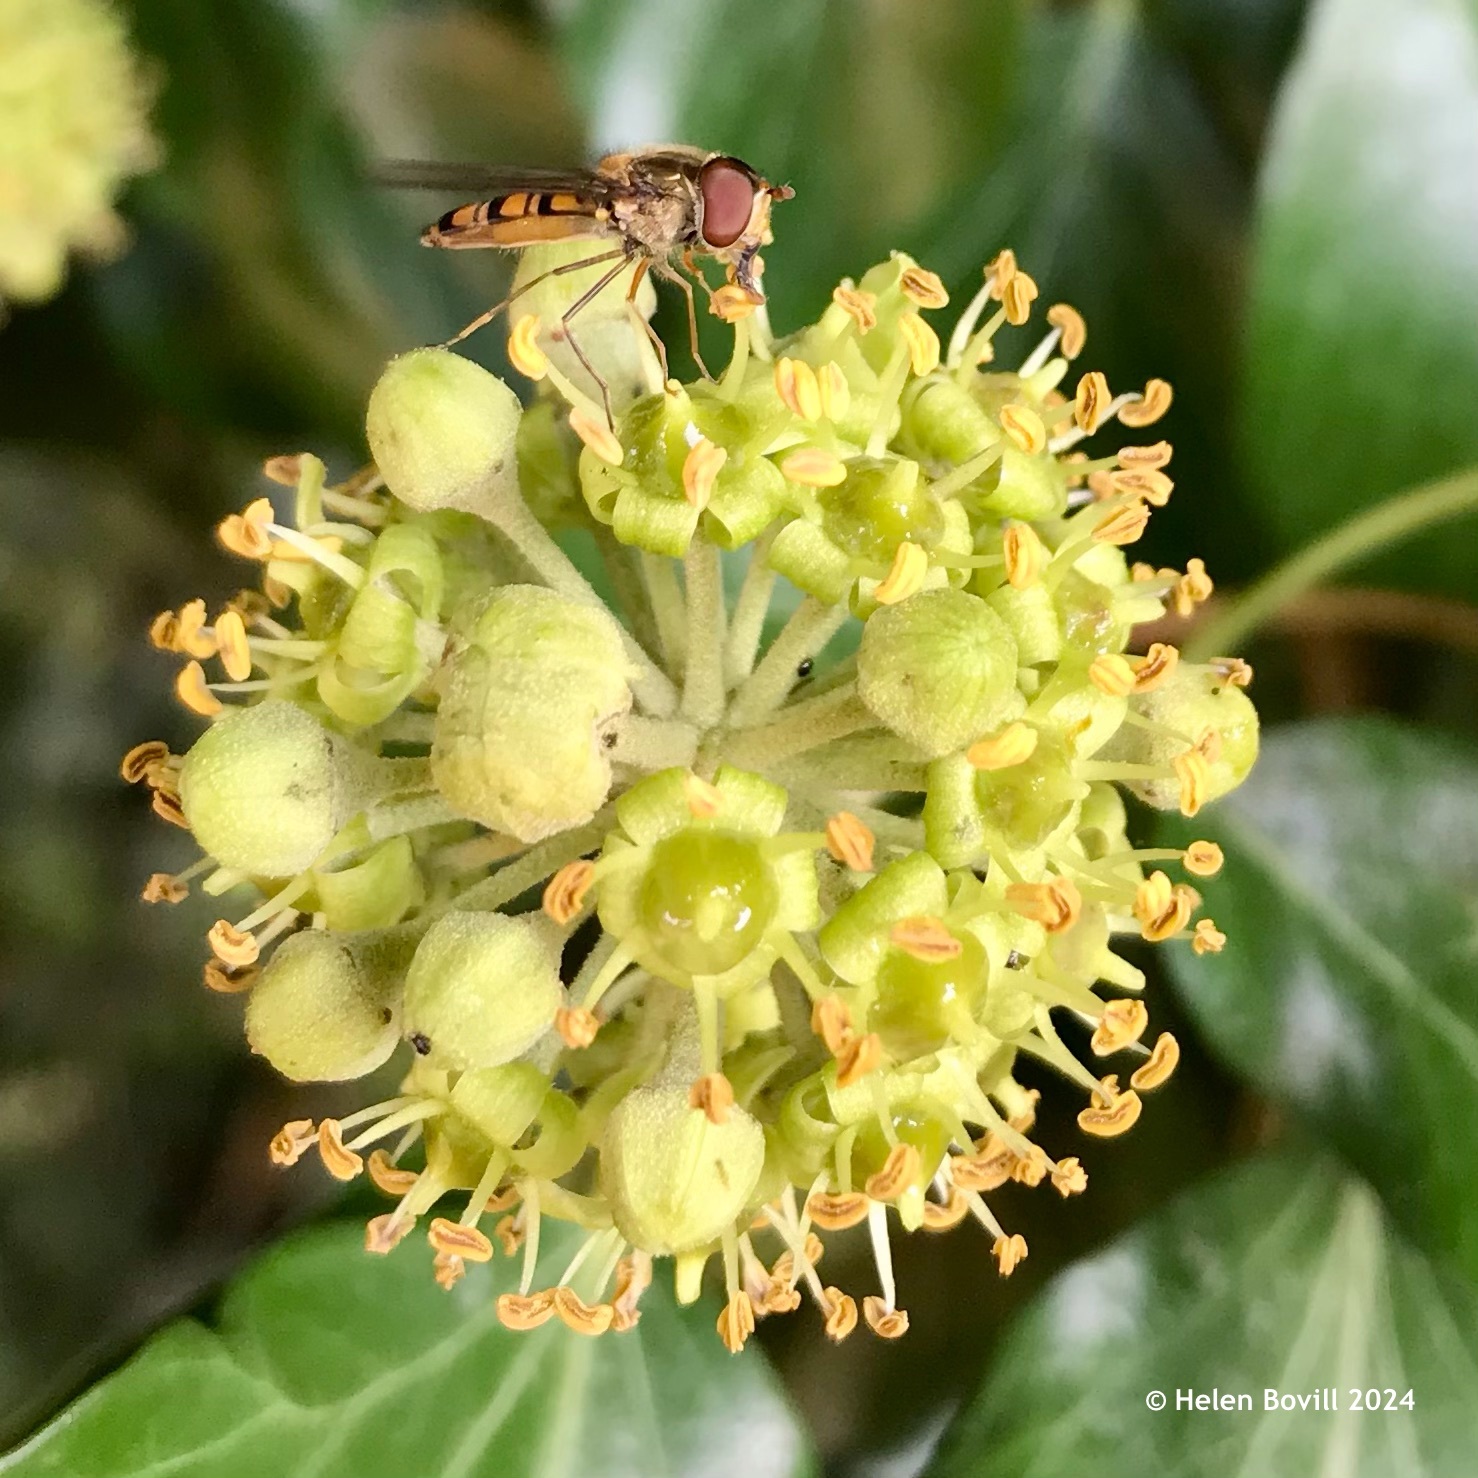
[
  {"x1": 494, "y1": 1215, "x2": 523, "y2": 1258},
  {"x1": 889, "y1": 916, "x2": 961, "y2": 962},
  {"x1": 1074, "y1": 371, "x2": 1111, "y2": 435},
  {"x1": 779, "y1": 447, "x2": 847, "y2": 488},
  {"x1": 832, "y1": 284, "x2": 877, "y2": 332},
  {"x1": 434, "y1": 1253, "x2": 466, "y2": 1291},
  {"x1": 214, "y1": 609, "x2": 252, "y2": 682},
  {"x1": 1183, "y1": 840, "x2": 1224, "y2": 877},
  {"x1": 1212, "y1": 655, "x2": 1253, "y2": 688},
  {"x1": 984, "y1": 249, "x2": 1017, "y2": 295},
  {"x1": 569, "y1": 408, "x2": 624, "y2": 467},
  {"x1": 873, "y1": 541, "x2": 928, "y2": 605},
  {"x1": 508, "y1": 314, "x2": 548, "y2": 379},
  {"x1": 807, "y1": 1192, "x2": 870, "y2": 1231},
  {"x1": 262, "y1": 453, "x2": 303, "y2": 486},
  {"x1": 825, "y1": 811, "x2": 875, "y2": 871},
  {"x1": 683, "y1": 771, "x2": 724, "y2": 817},
  {"x1": 269, "y1": 1119, "x2": 315, "y2": 1167},
  {"x1": 1131, "y1": 642, "x2": 1179, "y2": 693},
  {"x1": 1175, "y1": 557, "x2": 1214, "y2": 616},
  {"x1": 774, "y1": 357, "x2": 823, "y2": 421},
  {"x1": 120, "y1": 740, "x2": 171, "y2": 784},
  {"x1": 900, "y1": 266, "x2": 949, "y2": 309},
  {"x1": 151, "y1": 789, "x2": 190, "y2": 829},
  {"x1": 921, "y1": 1186, "x2": 970, "y2": 1230},
  {"x1": 142, "y1": 872, "x2": 188, "y2": 904},
  {"x1": 992, "y1": 1233, "x2": 1029, "y2": 1276},
  {"x1": 367, "y1": 1148, "x2": 420, "y2": 1196},
  {"x1": 203, "y1": 960, "x2": 257, "y2": 994},
  {"x1": 1193, "y1": 919, "x2": 1227, "y2": 955},
  {"x1": 1092, "y1": 501, "x2": 1151, "y2": 545},
  {"x1": 688, "y1": 1072, "x2": 735, "y2": 1125},
  {"x1": 543, "y1": 859, "x2": 595, "y2": 925},
  {"x1": 817, "y1": 361, "x2": 850, "y2": 421},
  {"x1": 1003, "y1": 522, "x2": 1045, "y2": 589},
  {"x1": 1088, "y1": 653, "x2": 1138, "y2": 697},
  {"x1": 171, "y1": 599, "x2": 216, "y2": 659},
  {"x1": 898, "y1": 312, "x2": 941, "y2": 375},
  {"x1": 1118, "y1": 440, "x2": 1172, "y2": 470},
  {"x1": 1001, "y1": 271, "x2": 1038, "y2": 325},
  {"x1": 998, "y1": 403, "x2": 1047, "y2": 455},
  {"x1": 836, "y1": 1031, "x2": 882, "y2": 1088},
  {"x1": 1106, "y1": 467, "x2": 1174, "y2": 506},
  {"x1": 711, "y1": 283, "x2": 759, "y2": 322},
  {"x1": 1046, "y1": 303, "x2": 1086, "y2": 358},
  {"x1": 175, "y1": 660, "x2": 222, "y2": 716},
  {"x1": 863, "y1": 1143, "x2": 920, "y2": 1202},
  {"x1": 317, "y1": 1118, "x2": 365, "y2": 1180},
  {"x1": 1118, "y1": 377, "x2": 1173, "y2": 427},
  {"x1": 1174, "y1": 749, "x2": 1211, "y2": 817},
  {"x1": 966, "y1": 721, "x2": 1038, "y2": 771},
  {"x1": 1051, "y1": 1157, "x2": 1088, "y2": 1197},
  {"x1": 681, "y1": 438, "x2": 727, "y2": 510},
  {"x1": 822, "y1": 1287, "x2": 859, "y2": 1341},
  {"x1": 1130, "y1": 1033, "x2": 1180, "y2": 1090},
  {"x1": 208, "y1": 919, "x2": 259, "y2": 968},
  {"x1": 1077, "y1": 1081, "x2": 1143, "y2": 1138},
  {"x1": 365, "y1": 1214, "x2": 414, "y2": 1255},
  {"x1": 862, "y1": 1296, "x2": 909, "y2": 1338},
  {"x1": 949, "y1": 1151, "x2": 1009, "y2": 1193},
  {"x1": 497, "y1": 1290, "x2": 557, "y2": 1331},
  {"x1": 1135, "y1": 871, "x2": 1193, "y2": 942},
  {"x1": 716, "y1": 1291, "x2": 756, "y2": 1353},
  {"x1": 216, "y1": 498, "x2": 274, "y2": 560},
  {"x1": 553, "y1": 1286, "x2": 614, "y2": 1336},
  {"x1": 1090, "y1": 998, "x2": 1150, "y2": 1056},
  {"x1": 811, "y1": 996, "x2": 854, "y2": 1057},
  {"x1": 1005, "y1": 877, "x2": 1082, "y2": 933},
  {"x1": 555, "y1": 1006, "x2": 600, "y2": 1050},
  {"x1": 428, "y1": 1217, "x2": 494, "y2": 1263},
  {"x1": 610, "y1": 1255, "x2": 652, "y2": 1333}
]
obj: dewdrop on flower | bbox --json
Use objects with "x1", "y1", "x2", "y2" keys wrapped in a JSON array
[{"x1": 125, "y1": 215, "x2": 1260, "y2": 1351}]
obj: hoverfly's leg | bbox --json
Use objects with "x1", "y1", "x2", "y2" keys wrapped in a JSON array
[
  {"x1": 559, "y1": 254, "x2": 639, "y2": 428},
  {"x1": 440, "y1": 248, "x2": 628, "y2": 348},
  {"x1": 654, "y1": 260, "x2": 713, "y2": 382},
  {"x1": 625, "y1": 257, "x2": 669, "y2": 382}
]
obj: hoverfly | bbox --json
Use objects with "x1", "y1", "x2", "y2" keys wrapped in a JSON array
[{"x1": 379, "y1": 147, "x2": 794, "y2": 421}]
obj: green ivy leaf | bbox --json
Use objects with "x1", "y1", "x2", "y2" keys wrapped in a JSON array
[
  {"x1": 928, "y1": 1153, "x2": 1478, "y2": 1477},
  {"x1": 1241, "y1": 0, "x2": 1478, "y2": 597},
  {"x1": 0, "y1": 1220, "x2": 814, "y2": 1478},
  {"x1": 1159, "y1": 717, "x2": 1478, "y2": 1281}
]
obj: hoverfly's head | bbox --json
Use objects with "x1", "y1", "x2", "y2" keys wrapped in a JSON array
[{"x1": 697, "y1": 155, "x2": 793, "y2": 303}]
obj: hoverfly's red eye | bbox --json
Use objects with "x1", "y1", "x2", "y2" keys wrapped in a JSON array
[{"x1": 698, "y1": 158, "x2": 758, "y2": 249}]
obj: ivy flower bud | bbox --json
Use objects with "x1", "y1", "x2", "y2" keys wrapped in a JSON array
[
  {"x1": 1102, "y1": 665, "x2": 1260, "y2": 810},
  {"x1": 366, "y1": 349, "x2": 522, "y2": 519},
  {"x1": 245, "y1": 929, "x2": 410, "y2": 1082},
  {"x1": 857, "y1": 588, "x2": 1020, "y2": 757},
  {"x1": 179, "y1": 701, "x2": 364, "y2": 876},
  {"x1": 510, "y1": 243, "x2": 657, "y2": 411},
  {"x1": 602, "y1": 1081, "x2": 765, "y2": 1256},
  {"x1": 433, "y1": 586, "x2": 632, "y2": 842},
  {"x1": 403, "y1": 912, "x2": 564, "y2": 1071}
]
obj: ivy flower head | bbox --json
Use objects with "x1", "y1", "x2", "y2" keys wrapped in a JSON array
[{"x1": 125, "y1": 218, "x2": 1258, "y2": 1351}]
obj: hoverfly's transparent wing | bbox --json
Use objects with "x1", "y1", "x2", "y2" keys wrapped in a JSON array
[{"x1": 371, "y1": 160, "x2": 616, "y2": 201}]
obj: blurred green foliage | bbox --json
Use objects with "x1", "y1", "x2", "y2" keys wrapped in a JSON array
[{"x1": 3, "y1": 0, "x2": 1478, "y2": 1473}]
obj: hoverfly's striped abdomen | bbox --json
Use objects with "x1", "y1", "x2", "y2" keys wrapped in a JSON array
[{"x1": 422, "y1": 190, "x2": 610, "y2": 250}]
